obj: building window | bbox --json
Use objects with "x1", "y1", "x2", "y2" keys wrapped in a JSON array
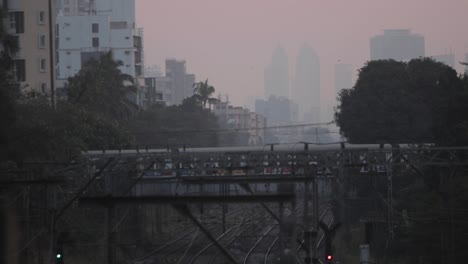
[
  {"x1": 92, "y1": 37, "x2": 99, "y2": 47},
  {"x1": 9, "y1": 12, "x2": 24, "y2": 34},
  {"x1": 38, "y1": 35, "x2": 46, "y2": 48},
  {"x1": 10, "y1": 35, "x2": 19, "y2": 49},
  {"x1": 41, "y1": 83, "x2": 47, "y2": 93},
  {"x1": 135, "y1": 65, "x2": 142, "y2": 76},
  {"x1": 39, "y1": 58, "x2": 47, "y2": 72},
  {"x1": 110, "y1": 21, "x2": 127, "y2": 29},
  {"x1": 9, "y1": 13, "x2": 15, "y2": 30},
  {"x1": 92, "y1": 23, "x2": 99, "y2": 33},
  {"x1": 38, "y1": 11, "x2": 46, "y2": 24},
  {"x1": 13, "y1": 59, "x2": 26, "y2": 82}
]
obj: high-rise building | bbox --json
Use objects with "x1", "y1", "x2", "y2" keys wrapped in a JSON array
[
  {"x1": 370, "y1": 29, "x2": 424, "y2": 61},
  {"x1": 56, "y1": 0, "x2": 143, "y2": 91},
  {"x1": 292, "y1": 43, "x2": 320, "y2": 123},
  {"x1": 4, "y1": 0, "x2": 55, "y2": 97},
  {"x1": 165, "y1": 59, "x2": 195, "y2": 105},
  {"x1": 431, "y1": 53, "x2": 455, "y2": 68},
  {"x1": 264, "y1": 46, "x2": 289, "y2": 98},
  {"x1": 335, "y1": 64, "x2": 353, "y2": 96}
]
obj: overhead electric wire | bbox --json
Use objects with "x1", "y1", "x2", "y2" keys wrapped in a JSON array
[{"x1": 130, "y1": 121, "x2": 336, "y2": 136}]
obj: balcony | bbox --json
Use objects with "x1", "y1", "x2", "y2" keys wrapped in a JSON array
[{"x1": 81, "y1": 47, "x2": 111, "y2": 53}]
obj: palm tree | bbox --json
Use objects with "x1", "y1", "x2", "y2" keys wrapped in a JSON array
[{"x1": 193, "y1": 79, "x2": 218, "y2": 108}]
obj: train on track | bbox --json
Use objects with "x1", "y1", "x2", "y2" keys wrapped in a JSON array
[{"x1": 83, "y1": 143, "x2": 432, "y2": 156}]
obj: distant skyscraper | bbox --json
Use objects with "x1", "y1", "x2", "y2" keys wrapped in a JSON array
[
  {"x1": 335, "y1": 64, "x2": 353, "y2": 96},
  {"x1": 292, "y1": 43, "x2": 320, "y2": 123},
  {"x1": 264, "y1": 46, "x2": 289, "y2": 98},
  {"x1": 370, "y1": 29, "x2": 425, "y2": 61},
  {"x1": 431, "y1": 53, "x2": 455, "y2": 68}
]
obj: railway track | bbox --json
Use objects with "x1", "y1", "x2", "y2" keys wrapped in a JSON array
[
  {"x1": 134, "y1": 206, "x2": 248, "y2": 263},
  {"x1": 133, "y1": 190, "x2": 334, "y2": 263}
]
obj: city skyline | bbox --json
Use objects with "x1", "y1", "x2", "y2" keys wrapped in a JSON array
[{"x1": 135, "y1": 0, "x2": 468, "y2": 109}]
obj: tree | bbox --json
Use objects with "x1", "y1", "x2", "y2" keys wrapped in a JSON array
[
  {"x1": 6, "y1": 98, "x2": 132, "y2": 162},
  {"x1": 65, "y1": 52, "x2": 137, "y2": 120},
  {"x1": 335, "y1": 58, "x2": 468, "y2": 264},
  {"x1": 192, "y1": 79, "x2": 218, "y2": 108},
  {"x1": 335, "y1": 58, "x2": 468, "y2": 145},
  {"x1": 128, "y1": 103, "x2": 219, "y2": 148}
]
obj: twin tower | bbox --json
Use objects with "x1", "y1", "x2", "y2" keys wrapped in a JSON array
[{"x1": 264, "y1": 44, "x2": 320, "y2": 123}]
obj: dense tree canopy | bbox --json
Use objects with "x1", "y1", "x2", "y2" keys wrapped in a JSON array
[
  {"x1": 6, "y1": 98, "x2": 131, "y2": 162},
  {"x1": 65, "y1": 52, "x2": 137, "y2": 120},
  {"x1": 335, "y1": 59, "x2": 468, "y2": 264},
  {"x1": 335, "y1": 58, "x2": 468, "y2": 145},
  {"x1": 1, "y1": 52, "x2": 134, "y2": 163},
  {"x1": 128, "y1": 100, "x2": 219, "y2": 148}
]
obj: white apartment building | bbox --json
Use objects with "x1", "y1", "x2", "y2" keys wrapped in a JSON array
[
  {"x1": 56, "y1": 0, "x2": 143, "y2": 92},
  {"x1": 4, "y1": 0, "x2": 55, "y2": 97}
]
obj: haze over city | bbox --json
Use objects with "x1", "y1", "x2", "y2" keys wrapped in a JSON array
[
  {"x1": 136, "y1": 0, "x2": 468, "y2": 108},
  {"x1": 5, "y1": 1, "x2": 468, "y2": 263}
]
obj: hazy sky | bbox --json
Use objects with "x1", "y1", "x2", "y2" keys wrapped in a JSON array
[{"x1": 136, "y1": 0, "x2": 468, "y2": 108}]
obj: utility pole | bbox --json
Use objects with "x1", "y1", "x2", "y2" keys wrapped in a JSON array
[
  {"x1": 302, "y1": 144, "x2": 318, "y2": 264},
  {"x1": 107, "y1": 205, "x2": 114, "y2": 264},
  {"x1": 303, "y1": 165, "x2": 314, "y2": 264}
]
